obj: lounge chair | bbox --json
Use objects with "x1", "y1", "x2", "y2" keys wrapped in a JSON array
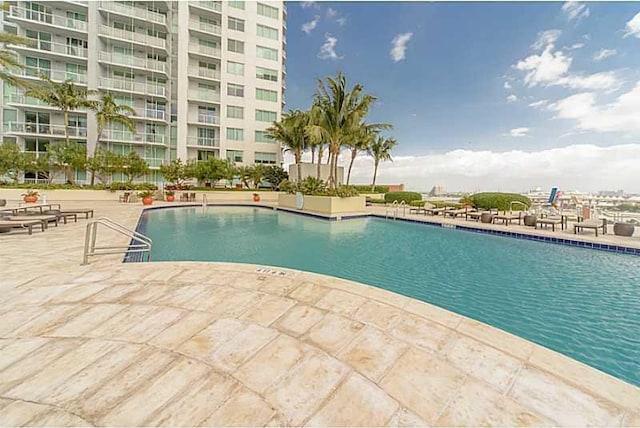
[
  {"x1": 0, "y1": 219, "x2": 44, "y2": 235},
  {"x1": 536, "y1": 215, "x2": 567, "y2": 232},
  {"x1": 5, "y1": 214, "x2": 59, "y2": 230},
  {"x1": 58, "y1": 208, "x2": 94, "y2": 219},
  {"x1": 444, "y1": 208, "x2": 475, "y2": 218},
  {"x1": 493, "y1": 211, "x2": 522, "y2": 226},
  {"x1": 119, "y1": 191, "x2": 131, "y2": 203},
  {"x1": 425, "y1": 206, "x2": 448, "y2": 216},
  {"x1": 574, "y1": 218, "x2": 607, "y2": 236},
  {"x1": 42, "y1": 210, "x2": 78, "y2": 224},
  {"x1": 409, "y1": 202, "x2": 434, "y2": 215}
]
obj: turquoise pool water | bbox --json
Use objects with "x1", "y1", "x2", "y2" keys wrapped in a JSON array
[{"x1": 139, "y1": 206, "x2": 640, "y2": 386}]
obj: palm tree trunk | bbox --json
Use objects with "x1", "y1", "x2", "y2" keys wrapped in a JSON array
[
  {"x1": 295, "y1": 152, "x2": 302, "y2": 182},
  {"x1": 371, "y1": 160, "x2": 379, "y2": 192},
  {"x1": 311, "y1": 146, "x2": 316, "y2": 164},
  {"x1": 64, "y1": 110, "x2": 70, "y2": 144},
  {"x1": 346, "y1": 149, "x2": 357, "y2": 185},
  {"x1": 316, "y1": 146, "x2": 323, "y2": 179}
]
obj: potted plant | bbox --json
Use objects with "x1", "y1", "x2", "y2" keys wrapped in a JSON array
[
  {"x1": 613, "y1": 220, "x2": 635, "y2": 237},
  {"x1": 165, "y1": 190, "x2": 175, "y2": 202},
  {"x1": 253, "y1": 193, "x2": 260, "y2": 202},
  {"x1": 138, "y1": 190, "x2": 154, "y2": 206},
  {"x1": 22, "y1": 190, "x2": 39, "y2": 203}
]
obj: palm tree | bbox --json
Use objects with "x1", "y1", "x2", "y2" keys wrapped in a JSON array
[
  {"x1": 368, "y1": 136, "x2": 397, "y2": 191},
  {"x1": 0, "y1": 31, "x2": 33, "y2": 88},
  {"x1": 345, "y1": 121, "x2": 392, "y2": 185},
  {"x1": 25, "y1": 76, "x2": 97, "y2": 144},
  {"x1": 307, "y1": 72, "x2": 377, "y2": 189},
  {"x1": 267, "y1": 110, "x2": 309, "y2": 182}
]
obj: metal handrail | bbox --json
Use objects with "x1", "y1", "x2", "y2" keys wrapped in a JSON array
[
  {"x1": 202, "y1": 194, "x2": 208, "y2": 207},
  {"x1": 82, "y1": 217, "x2": 151, "y2": 265}
]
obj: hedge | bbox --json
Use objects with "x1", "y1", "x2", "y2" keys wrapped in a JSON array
[
  {"x1": 369, "y1": 198, "x2": 386, "y2": 204},
  {"x1": 353, "y1": 185, "x2": 389, "y2": 193},
  {"x1": 410, "y1": 200, "x2": 463, "y2": 209},
  {"x1": 471, "y1": 192, "x2": 531, "y2": 211},
  {"x1": 384, "y1": 191, "x2": 422, "y2": 204}
]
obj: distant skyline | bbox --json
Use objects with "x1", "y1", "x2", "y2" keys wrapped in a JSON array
[{"x1": 283, "y1": 1, "x2": 640, "y2": 193}]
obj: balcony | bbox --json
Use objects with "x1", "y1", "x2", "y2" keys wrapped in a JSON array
[
  {"x1": 132, "y1": 108, "x2": 166, "y2": 121},
  {"x1": 98, "y1": 51, "x2": 167, "y2": 74},
  {"x1": 189, "y1": 67, "x2": 221, "y2": 81},
  {"x1": 189, "y1": 18, "x2": 221, "y2": 36},
  {"x1": 5, "y1": 93, "x2": 87, "y2": 111},
  {"x1": 99, "y1": 25, "x2": 166, "y2": 50},
  {"x1": 10, "y1": 40, "x2": 88, "y2": 59},
  {"x1": 101, "y1": 129, "x2": 166, "y2": 145},
  {"x1": 144, "y1": 158, "x2": 165, "y2": 168},
  {"x1": 188, "y1": 89, "x2": 220, "y2": 103},
  {"x1": 188, "y1": 43, "x2": 221, "y2": 58},
  {"x1": 6, "y1": 6, "x2": 87, "y2": 32},
  {"x1": 98, "y1": 77, "x2": 166, "y2": 98},
  {"x1": 189, "y1": 1, "x2": 222, "y2": 13},
  {"x1": 14, "y1": 67, "x2": 87, "y2": 85},
  {"x1": 195, "y1": 114, "x2": 219, "y2": 125},
  {"x1": 187, "y1": 136, "x2": 219, "y2": 147},
  {"x1": 99, "y1": 1, "x2": 167, "y2": 26},
  {"x1": 3, "y1": 122, "x2": 87, "y2": 137}
]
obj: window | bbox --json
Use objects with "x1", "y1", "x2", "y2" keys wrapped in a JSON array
[
  {"x1": 226, "y1": 150, "x2": 244, "y2": 163},
  {"x1": 148, "y1": 52, "x2": 167, "y2": 63},
  {"x1": 228, "y1": 17, "x2": 245, "y2": 32},
  {"x1": 113, "y1": 21, "x2": 134, "y2": 32},
  {"x1": 257, "y1": 24, "x2": 278, "y2": 41},
  {"x1": 198, "y1": 106, "x2": 217, "y2": 124},
  {"x1": 199, "y1": 38, "x2": 218, "y2": 49},
  {"x1": 256, "y1": 45, "x2": 278, "y2": 61},
  {"x1": 227, "y1": 83, "x2": 244, "y2": 97},
  {"x1": 25, "y1": 30, "x2": 51, "y2": 51},
  {"x1": 255, "y1": 152, "x2": 277, "y2": 164},
  {"x1": 256, "y1": 88, "x2": 278, "y2": 102},
  {"x1": 113, "y1": 70, "x2": 134, "y2": 80},
  {"x1": 25, "y1": 111, "x2": 50, "y2": 134},
  {"x1": 25, "y1": 57, "x2": 50, "y2": 77},
  {"x1": 227, "y1": 105, "x2": 244, "y2": 119},
  {"x1": 255, "y1": 109, "x2": 277, "y2": 122},
  {"x1": 25, "y1": 2, "x2": 50, "y2": 22},
  {"x1": 145, "y1": 123, "x2": 164, "y2": 143},
  {"x1": 227, "y1": 61, "x2": 244, "y2": 76},
  {"x1": 257, "y1": 3, "x2": 279, "y2": 19},
  {"x1": 197, "y1": 128, "x2": 216, "y2": 146},
  {"x1": 147, "y1": 28, "x2": 167, "y2": 40},
  {"x1": 228, "y1": 1, "x2": 245, "y2": 10},
  {"x1": 255, "y1": 130, "x2": 274, "y2": 143},
  {"x1": 146, "y1": 100, "x2": 165, "y2": 120},
  {"x1": 65, "y1": 63, "x2": 86, "y2": 82},
  {"x1": 227, "y1": 39, "x2": 244, "y2": 54},
  {"x1": 147, "y1": 76, "x2": 166, "y2": 86},
  {"x1": 226, "y1": 128, "x2": 244, "y2": 141},
  {"x1": 115, "y1": 95, "x2": 134, "y2": 108},
  {"x1": 67, "y1": 114, "x2": 86, "y2": 131},
  {"x1": 66, "y1": 37, "x2": 87, "y2": 56},
  {"x1": 256, "y1": 66, "x2": 278, "y2": 82}
]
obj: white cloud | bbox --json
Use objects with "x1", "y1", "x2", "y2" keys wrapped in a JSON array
[
  {"x1": 300, "y1": 1, "x2": 317, "y2": 9},
  {"x1": 390, "y1": 32, "x2": 413, "y2": 63},
  {"x1": 508, "y1": 127, "x2": 530, "y2": 137},
  {"x1": 506, "y1": 94, "x2": 518, "y2": 103},
  {"x1": 336, "y1": 17, "x2": 347, "y2": 26},
  {"x1": 592, "y1": 48, "x2": 617, "y2": 62},
  {"x1": 302, "y1": 16, "x2": 320, "y2": 35},
  {"x1": 318, "y1": 33, "x2": 342, "y2": 60},
  {"x1": 528, "y1": 100, "x2": 549, "y2": 108},
  {"x1": 504, "y1": 81, "x2": 512, "y2": 89},
  {"x1": 562, "y1": 1, "x2": 590, "y2": 22},
  {"x1": 283, "y1": 145, "x2": 640, "y2": 192},
  {"x1": 531, "y1": 29, "x2": 562, "y2": 50},
  {"x1": 623, "y1": 12, "x2": 640, "y2": 38},
  {"x1": 548, "y1": 81, "x2": 640, "y2": 133},
  {"x1": 568, "y1": 42, "x2": 584, "y2": 50},
  {"x1": 326, "y1": 7, "x2": 338, "y2": 19}
]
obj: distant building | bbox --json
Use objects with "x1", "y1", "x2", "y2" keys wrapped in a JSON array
[
  {"x1": 598, "y1": 190, "x2": 624, "y2": 197},
  {"x1": 429, "y1": 185, "x2": 444, "y2": 196}
]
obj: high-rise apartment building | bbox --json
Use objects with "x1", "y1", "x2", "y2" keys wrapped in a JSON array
[{"x1": 0, "y1": 0, "x2": 286, "y2": 183}]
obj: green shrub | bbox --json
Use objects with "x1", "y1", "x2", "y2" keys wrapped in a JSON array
[
  {"x1": 369, "y1": 198, "x2": 386, "y2": 204},
  {"x1": 471, "y1": 192, "x2": 531, "y2": 211},
  {"x1": 384, "y1": 191, "x2": 422, "y2": 204},
  {"x1": 411, "y1": 200, "x2": 463, "y2": 209},
  {"x1": 330, "y1": 185, "x2": 360, "y2": 198},
  {"x1": 353, "y1": 185, "x2": 389, "y2": 193}
]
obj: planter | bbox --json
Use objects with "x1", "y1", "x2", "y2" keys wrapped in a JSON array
[
  {"x1": 613, "y1": 222, "x2": 635, "y2": 237},
  {"x1": 142, "y1": 197, "x2": 153, "y2": 206},
  {"x1": 480, "y1": 212, "x2": 494, "y2": 223},
  {"x1": 279, "y1": 194, "x2": 365, "y2": 216},
  {"x1": 166, "y1": 195, "x2": 175, "y2": 202},
  {"x1": 253, "y1": 194, "x2": 261, "y2": 202},
  {"x1": 23, "y1": 196, "x2": 38, "y2": 203},
  {"x1": 523, "y1": 214, "x2": 537, "y2": 227},
  {"x1": 0, "y1": 199, "x2": 6, "y2": 207}
]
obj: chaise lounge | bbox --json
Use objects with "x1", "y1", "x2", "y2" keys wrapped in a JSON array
[
  {"x1": 493, "y1": 211, "x2": 522, "y2": 226},
  {"x1": 0, "y1": 219, "x2": 45, "y2": 235},
  {"x1": 574, "y1": 218, "x2": 607, "y2": 237},
  {"x1": 536, "y1": 215, "x2": 567, "y2": 232}
]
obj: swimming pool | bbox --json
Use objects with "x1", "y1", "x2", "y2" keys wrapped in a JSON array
[{"x1": 138, "y1": 206, "x2": 640, "y2": 386}]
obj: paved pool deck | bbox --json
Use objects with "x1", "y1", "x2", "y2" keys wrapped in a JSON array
[{"x1": 0, "y1": 200, "x2": 639, "y2": 426}]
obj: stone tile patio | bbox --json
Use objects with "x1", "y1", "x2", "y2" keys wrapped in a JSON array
[{"x1": 0, "y1": 200, "x2": 638, "y2": 426}]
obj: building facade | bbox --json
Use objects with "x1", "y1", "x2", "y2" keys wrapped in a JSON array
[{"x1": 0, "y1": 0, "x2": 285, "y2": 183}]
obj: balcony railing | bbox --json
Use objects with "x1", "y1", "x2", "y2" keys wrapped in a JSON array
[
  {"x1": 189, "y1": 1, "x2": 222, "y2": 13},
  {"x1": 187, "y1": 136, "x2": 219, "y2": 147},
  {"x1": 188, "y1": 90, "x2": 220, "y2": 102},
  {"x1": 99, "y1": 77, "x2": 166, "y2": 97},
  {"x1": 189, "y1": 18, "x2": 221, "y2": 35},
  {"x1": 134, "y1": 109, "x2": 166, "y2": 121},
  {"x1": 188, "y1": 43, "x2": 221, "y2": 58},
  {"x1": 98, "y1": 51, "x2": 166, "y2": 73},
  {"x1": 196, "y1": 114, "x2": 218, "y2": 125},
  {"x1": 11, "y1": 39, "x2": 88, "y2": 58},
  {"x1": 4, "y1": 122, "x2": 87, "y2": 137},
  {"x1": 99, "y1": 1, "x2": 167, "y2": 26},
  {"x1": 7, "y1": 6, "x2": 88, "y2": 32},
  {"x1": 191, "y1": 67, "x2": 221, "y2": 80},
  {"x1": 101, "y1": 129, "x2": 166, "y2": 145},
  {"x1": 16, "y1": 67, "x2": 87, "y2": 84},
  {"x1": 144, "y1": 158, "x2": 165, "y2": 168},
  {"x1": 99, "y1": 25, "x2": 166, "y2": 49}
]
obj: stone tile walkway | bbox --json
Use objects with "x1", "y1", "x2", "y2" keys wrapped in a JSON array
[{"x1": 0, "y1": 201, "x2": 638, "y2": 426}]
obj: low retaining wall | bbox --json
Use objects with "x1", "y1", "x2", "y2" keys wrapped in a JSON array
[{"x1": 278, "y1": 194, "x2": 365, "y2": 215}]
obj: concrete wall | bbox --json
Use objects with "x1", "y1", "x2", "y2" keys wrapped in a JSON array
[
  {"x1": 278, "y1": 194, "x2": 365, "y2": 215},
  {"x1": 288, "y1": 163, "x2": 344, "y2": 184}
]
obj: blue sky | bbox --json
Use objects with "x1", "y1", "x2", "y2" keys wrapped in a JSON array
[{"x1": 283, "y1": 1, "x2": 640, "y2": 193}]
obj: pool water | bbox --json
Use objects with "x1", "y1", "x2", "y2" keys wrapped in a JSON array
[{"x1": 139, "y1": 206, "x2": 640, "y2": 386}]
